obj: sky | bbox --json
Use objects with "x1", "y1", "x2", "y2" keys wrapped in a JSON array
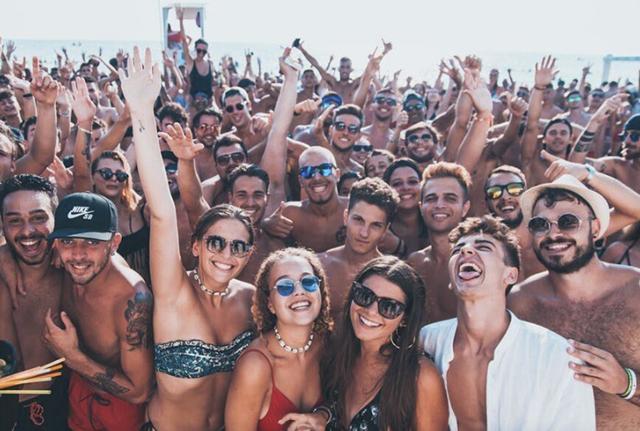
[{"x1": 1, "y1": 0, "x2": 639, "y2": 82}]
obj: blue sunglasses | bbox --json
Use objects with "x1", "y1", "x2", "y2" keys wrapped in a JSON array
[
  {"x1": 299, "y1": 163, "x2": 335, "y2": 179},
  {"x1": 274, "y1": 275, "x2": 320, "y2": 296}
]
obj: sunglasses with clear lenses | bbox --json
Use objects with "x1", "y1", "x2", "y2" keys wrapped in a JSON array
[
  {"x1": 352, "y1": 144, "x2": 373, "y2": 153},
  {"x1": 527, "y1": 213, "x2": 592, "y2": 236},
  {"x1": 274, "y1": 274, "x2": 320, "y2": 297},
  {"x1": 299, "y1": 163, "x2": 335, "y2": 179},
  {"x1": 204, "y1": 235, "x2": 252, "y2": 257},
  {"x1": 485, "y1": 182, "x2": 525, "y2": 200},
  {"x1": 374, "y1": 96, "x2": 397, "y2": 106},
  {"x1": 224, "y1": 103, "x2": 245, "y2": 113},
  {"x1": 407, "y1": 133, "x2": 433, "y2": 144},
  {"x1": 351, "y1": 281, "x2": 406, "y2": 320},
  {"x1": 97, "y1": 168, "x2": 129, "y2": 182},
  {"x1": 216, "y1": 152, "x2": 245, "y2": 166},
  {"x1": 334, "y1": 121, "x2": 361, "y2": 135},
  {"x1": 404, "y1": 103, "x2": 425, "y2": 112}
]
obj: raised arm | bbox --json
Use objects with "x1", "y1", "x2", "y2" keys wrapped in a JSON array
[
  {"x1": 260, "y1": 49, "x2": 299, "y2": 213},
  {"x1": 522, "y1": 56, "x2": 557, "y2": 166},
  {"x1": 353, "y1": 49, "x2": 383, "y2": 108},
  {"x1": 177, "y1": 9, "x2": 194, "y2": 71},
  {"x1": 490, "y1": 96, "x2": 528, "y2": 158},
  {"x1": 91, "y1": 104, "x2": 131, "y2": 159},
  {"x1": 119, "y1": 47, "x2": 186, "y2": 302},
  {"x1": 14, "y1": 58, "x2": 58, "y2": 175},
  {"x1": 69, "y1": 78, "x2": 97, "y2": 192},
  {"x1": 455, "y1": 69, "x2": 493, "y2": 172},
  {"x1": 298, "y1": 42, "x2": 335, "y2": 85},
  {"x1": 569, "y1": 95, "x2": 623, "y2": 164}
]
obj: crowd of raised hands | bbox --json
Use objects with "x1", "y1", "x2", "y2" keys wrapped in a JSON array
[{"x1": 2, "y1": 23, "x2": 640, "y2": 430}]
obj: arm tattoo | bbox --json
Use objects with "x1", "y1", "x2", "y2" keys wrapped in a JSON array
[
  {"x1": 124, "y1": 288, "x2": 153, "y2": 350},
  {"x1": 573, "y1": 140, "x2": 593, "y2": 153},
  {"x1": 90, "y1": 367, "x2": 129, "y2": 395},
  {"x1": 82, "y1": 132, "x2": 91, "y2": 163},
  {"x1": 137, "y1": 120, "x2": 146, "y2": 134}
]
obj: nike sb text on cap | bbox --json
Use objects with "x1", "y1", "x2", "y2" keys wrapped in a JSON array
[{"x1": 49, "y1": 192, "x2": 118, "y2": 241}]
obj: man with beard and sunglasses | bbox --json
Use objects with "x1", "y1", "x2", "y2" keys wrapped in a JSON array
[
  {"x1": 0, "y1": 175, "x2": 69, "y2": 430},
  {"x1": 361, "y1": 88, "x2": 398, "y2": 150},
  {"x1": 191, "y1": 107, "x2": 223, "y2": 181},
  {"x1": 509, "y1": 170, "x2": 640, "y2": 430},
  {"x1": 422, "y1": 215, "x2": 596, "y2": 430},
  {"x1": 314, "y1": 104, "x2": 365, "y2": 175},
  {"x1": 571, "y1": 113, "x2": 640, "y2": 195}
]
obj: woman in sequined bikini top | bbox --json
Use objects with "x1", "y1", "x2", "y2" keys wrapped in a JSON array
[{"x1": 225, "y1": 248, "x2": 334, "y2": 431}]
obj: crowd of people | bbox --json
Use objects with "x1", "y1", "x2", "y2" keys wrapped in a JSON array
[{"x1": 0, "y1": 11, "x2": 640, "y2": 430}]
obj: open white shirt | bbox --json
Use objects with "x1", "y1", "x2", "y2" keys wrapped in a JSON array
[{"x1": 420, "y1": 311, "x2": 596, "y2": 431}]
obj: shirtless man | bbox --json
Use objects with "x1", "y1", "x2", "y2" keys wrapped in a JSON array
[
  {"x1": 422, "y1": 215, "x2": 595, "y2": 430},
  {"x1": 540, "y1": 83, "x2": 564, "y2": 119},
  {"x1": 320, "y1": 177, "x2": 398, "y2": 322},
  {"x1": 360, "y1": 89, "x2": 397, "y2": 150},
  {"x1": 0, "y1": 175, "x2": 68, "y2": 430},
  {"x1": 560, "y1": 89, "x2": 592, "y2": 127},
  {"x1": 509, "y1": 174, "x2": 640, "y2": 429},
  {"x1": 85, "y1": 77, "x2": 118, "y2": 127},
  {"x1": 299, "y1": 42, "x2": 361, "y2": 104},
  {"x1": 191, "y1": 107, "x2": 222, "y2": 181},
  {"x1": 220, "y1": 87, "x2": 270, "y2": 151},
  {"x1": 408, "y1": 163, "x2": 471, "y2": 324},
  {"x1": 290, "y1": 69, "x2": 319, "y2": 132},
  {"x1": 43, "y1": 192, "x2": 153, "y2": 430},
  {"x1": 198, "y1": 135, "x2": 248, "y2": 205},
  {"x1": 314, "y1": 104, "x2": 365, "y2": 174}
]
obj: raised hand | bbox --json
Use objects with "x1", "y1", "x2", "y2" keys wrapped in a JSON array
[
  {"x1": 534, "y1": 55, "x2": 558, "y2": 88},
  {"x1": 314, "y1": 104, "x2": 335, "y2": 132},
  {"x1": 582, "y1": 65, "x2": 591, "y2": 77},
  {"x1": 117, "y1": 47, "x2": 161, "y2": 115},
  {"x1": 381, "y1": 38, "x2": 393, "y2": 56},
  {"x1": 5, "y1": 40, "x2": 16, "y2": 60},
  {"x1": 462, "y1": 65, "x2": 492, "y2": 114},
  {"x1": 279, "y1": 47, "x2": 299, "y2": 78},
  {"x1": 252, "y1": 112, "x2": 273, "y2": 135},
  {"x1": 46, "y1": 156, "x2": 74, "y2": 190},
  {"x1": 509, "y1": 96, "x2": 528, "y2": 118},
  {"x1": 30, "y1": 57, "x2": 60, "y2": 106},
  {"x1": 262, "y1": 202, "x2": 294, "y2": 238},
  {"x1": 591, "y1": 94, "x2": 625, "y2": 125},
  {"x1": 68, "y1": 77, "x2": 96, "y2": 123},
  {"x1": 294, "y1": 98, "x2": 321, "y2": 116},
  {"x1": 158, "y1": 123, "x2": 204, "y2": 161}
]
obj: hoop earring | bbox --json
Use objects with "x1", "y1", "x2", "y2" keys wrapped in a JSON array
[{"x1": 390, "y1": 328, "x2": 415, "y2": 350}]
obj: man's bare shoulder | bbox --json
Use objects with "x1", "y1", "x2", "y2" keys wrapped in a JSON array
[
  {"x1": 230, "y1": 278, "x2": 256, "y2": 298},
  {"x1": 320, "y1": 246, "x2": 344, "y2": 264},
  {"x1": 407, "y1": 246, "x2": 432, "y2": 268},
  {"x1": 337, "y1": 196, "x2": 350, "y2": 209}
]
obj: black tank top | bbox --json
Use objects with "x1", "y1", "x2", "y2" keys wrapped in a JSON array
[{"x1": 189, "y1": 61, "x2": 213, "y2": 98}]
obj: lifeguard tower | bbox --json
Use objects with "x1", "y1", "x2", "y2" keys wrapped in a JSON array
[{"x1": 602, "y1": 55, "x2": 640, "y2": 82}]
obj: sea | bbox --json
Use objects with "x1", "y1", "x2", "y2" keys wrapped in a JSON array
[{"x1": 9, "y1": 39, "x2": 640, "y2": 89}]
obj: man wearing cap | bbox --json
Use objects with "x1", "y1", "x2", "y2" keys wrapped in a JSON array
[
  {"x1": 571, "y1": 112, "x2": 640, "y2": 195},
  {"x1": 42, "y1": 192, "x2": 153, "y2": 430},
  {"x1": 402, "y1": 90, "x2": 427, "y2": 127},
  {"x1": 509, "y1": 163, "x2": 640, "y2": 429}
]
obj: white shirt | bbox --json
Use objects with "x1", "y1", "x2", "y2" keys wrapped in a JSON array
[{"x1": 420, "y1": 311, "x2": 596, "y2": 431}]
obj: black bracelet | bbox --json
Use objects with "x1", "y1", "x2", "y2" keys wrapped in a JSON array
[{"x1": 22, "y1": 93, "x2": 33, "y2": 98}]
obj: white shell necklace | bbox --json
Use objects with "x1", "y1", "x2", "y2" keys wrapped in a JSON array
[
  {"x1": 274, "y1": 326, "x2": 314, "y2": 354},
  {"x1": 193, "y1": 268, "x2": 230, "y2": 297}
]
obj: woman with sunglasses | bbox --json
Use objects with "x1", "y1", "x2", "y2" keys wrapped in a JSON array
[
  {"x1": 121, "y1": 47, "x2": 257, "y2": 431},
  {"x1": 226, "y1": 248, "x2": 333, "y2": 430},
  {"x1": 323, "y1": 256, "x2": 448, "y2": 430},
  {"x1": 380, "y1": 158, "x2": 429, "y2": 258}
]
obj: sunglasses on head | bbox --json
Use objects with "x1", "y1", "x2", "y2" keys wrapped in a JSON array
[
  {"x1": 485, "y1": 182, "x2": 525, "y2": 200},
  {"x1": 204, "y1": 235, "x2": 252, "y2": 257},
  {"x1": 97, "y1": 168, "x2": 129, "y2": 182},
  {"x1": 527, "y1": 213, "x2": 592, "y2": 236},
  {"x1": 196, "y1": 48, "x2": 207, "y2": 55},
  {"x1": 299, "y1": 163, "x2": 335, "y2": 179},
  {"x1": 374, "y1": 96, "x2": 397, "y2": 106},
  {"x1": 351, "y1": 281, "x2": 406, "y2": 320},
  {"x1": 407, "y1": 133, "x2": 433, "y2": 144},
  {"x1": 404, "y1": 102, "x2": 425, "y2": 112},
  {"x1": 216, "y1": 152, "x2": 245, "y2": 166},
  {"x1": 334, "y1": 121, "x2": 361, "y2": 135},
  {"x1": 352, "y1": 144, "x2": 373, "y2": 153},
  {"x1": 274, "y1": 274, "x2": 320, "y2": 297},
  {"x1": 224, "y1": 103, "x2": 246, "y2": 113}
]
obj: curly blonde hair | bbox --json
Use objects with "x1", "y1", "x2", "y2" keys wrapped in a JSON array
[{"x1": 252, "y1": 247, "x2": 333, "y2": 335}]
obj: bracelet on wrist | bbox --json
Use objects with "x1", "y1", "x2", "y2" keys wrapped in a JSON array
[
  {"x1": 584, "y1": 164, "x2": 596, "y2": 185},
  {"x1": 77, "y1": 126, "x2": 92, "y2": 135},
  {"x1": 533, "y1": 85, "x2": 546, "y2": 91},
  {"x1": 22, "y1": 93, "x2": 33, "y2": 98},
  {"x1": 312, "y1": 405, "x2": 333, "y2": 424},
  {"x1": 619, "y1": 368, "x2": 637, "y2": 400}
]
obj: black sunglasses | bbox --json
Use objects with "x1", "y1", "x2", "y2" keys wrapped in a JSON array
[
  {"x1": 96, "y1": 168, "x2": 129, "y2": 182},
  {"x1": 216, "y1": 152, "x2": 245, "y2": 166},
  {"x1": 626, "y1": 132, "x2": 640, "y2": 143},
  {"x1": 165, "y1": 163, "x2": 178, "y2": 174},
  {"x1": 485, "y1": 182, "x2": 525, "y2": 200},
  {"x1": 374, "y1": 96, "x2": 397, "y2": 106},
  {"x1": 196, "y1": 48, "x2": 207, "y2": 55},
  {"x1": 274, "y1": 275, "x2": 320, "y2": 297},
  {"x1": 204, "y1": 235, "x2": 252, "y2": 257},
  {"x1": 224, "y1": 103, "x2": 246, "y2": 113},
  {"x1": 528, "y1": 213, "x2": 592, "y2": 236},
  {"x1": 352, "y1": 144, "x2": 373, "y2": 153},
  {"x1": 352, "y1": 281, "x2": 406, "y2": 320},
  {"x1": 299, "y1": 163, "x2": 335, "y2": 179},
  {"x1": 404, "y1": 103, "x2": 425, "y2": 112},
  {"x1": 407, "y1": 133, "x2": 433, "y2": 144},
  {"x1": 334, "y1": 121, "x2": 361, "y2": 134}
]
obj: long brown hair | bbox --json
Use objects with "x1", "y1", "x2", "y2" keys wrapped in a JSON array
[
  {"x1": 91, "y1": 150, "x2": 140, "y2": 212},
  {"x1": 322, "y1": 256, "x2": 426, "y2": 430}
]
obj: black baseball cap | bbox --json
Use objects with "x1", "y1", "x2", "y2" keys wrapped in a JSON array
[
  {"x1": 624, "y1": 114, "x2": 640, "y2": 132},
  {"x1": 402, "y1": 90, "x2": 424, "y2": 106},
  {"x1": 49, "y1": 192, "x2": 118, "y2": 241}
]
